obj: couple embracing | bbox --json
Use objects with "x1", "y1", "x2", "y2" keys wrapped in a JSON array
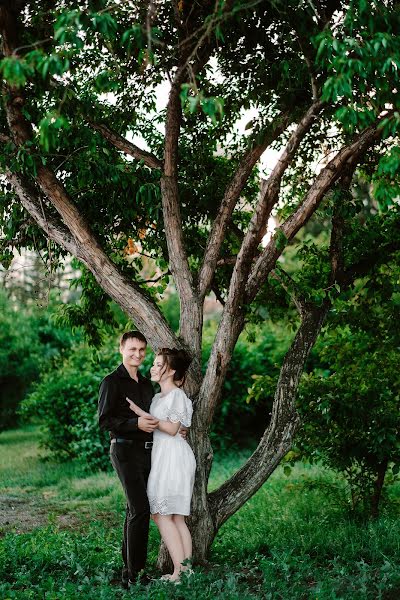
[{"x1": 98, "y1": 331, "x2": 196, "y2": 587}]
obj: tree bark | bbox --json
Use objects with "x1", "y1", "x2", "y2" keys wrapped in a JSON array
[
  {"x1": 6, "y1": 167, "x2": 179, "y2": 351},
  {"x1": 198, "y1": 111, "x2": 291, "y2": 299}
]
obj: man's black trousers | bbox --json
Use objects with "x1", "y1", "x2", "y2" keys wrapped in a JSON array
[{"x1": 110, "y1": 440, "x2": 151, "y2": 580}]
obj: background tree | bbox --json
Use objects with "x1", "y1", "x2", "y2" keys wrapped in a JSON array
[{"x1": 0, "y1": 0, "x2": 399, "y2": 564}]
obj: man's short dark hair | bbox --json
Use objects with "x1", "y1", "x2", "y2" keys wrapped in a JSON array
[{"x1": 120, "y1": 330, "x2": 147, "y2": 347}]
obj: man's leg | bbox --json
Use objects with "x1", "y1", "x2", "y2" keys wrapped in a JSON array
[
  {"x1": 110, "y1": 443, "x2": 151, "y2": 581},
  {"x1": 121, "y1": 507, "x2": 129, "y2": 585},
  {"x1": 124, "y1": 473, "x2": 150, "y2": 577}
]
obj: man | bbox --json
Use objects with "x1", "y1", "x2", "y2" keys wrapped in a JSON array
[{"x1": 98, "y1": 330, "x2": 159, "y2": 588}]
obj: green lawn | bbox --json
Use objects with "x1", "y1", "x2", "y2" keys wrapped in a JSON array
[{"x1": 1, "y1": 426, "x2": 399, "y2": 599}]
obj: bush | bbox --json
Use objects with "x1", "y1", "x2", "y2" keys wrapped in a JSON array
[
  {"x1": 0, "y1": 289, "x2": 79, "y2": 431},
  {"x1": 246, "y1": 326, "x2": 400, "y2": 517},
  {"x1": 296, "y1": 328, "x2": 400, "y2": 517},
  {"x1": 20, "y1": 343, "x2": 115, "y2": 469}
]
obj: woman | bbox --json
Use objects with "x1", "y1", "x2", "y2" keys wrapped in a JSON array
[{"x1": 126, "y1": 347, "x2": 196, "y2": 582}]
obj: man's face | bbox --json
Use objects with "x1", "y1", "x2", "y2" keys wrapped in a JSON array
[{"x1": 120, "y1": 338, "x2": 147, "y2": 368}]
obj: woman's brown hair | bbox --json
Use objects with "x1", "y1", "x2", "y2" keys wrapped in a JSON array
[{"x1": 157, "y1": 348, "x2": 191, "y2": 387}]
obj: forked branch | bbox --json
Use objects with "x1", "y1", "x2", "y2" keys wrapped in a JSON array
[
  {"x1": 208, "y1": 181, "x2": 352, "y2": 526},
  {"x1": 223, "y1": 101, "x2": 323, "y2": 309},
  {"x1": 198, "y1": 112, "x2": 291, "y2": 299}
]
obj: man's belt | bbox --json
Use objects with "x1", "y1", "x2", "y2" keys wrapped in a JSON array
[{"x1": 111, "y1": 437, "x2": 153, "y2": 449}]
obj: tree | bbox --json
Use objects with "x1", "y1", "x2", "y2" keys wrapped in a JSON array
[{"x1": 0, "y1": 0, "x2": 399, "y2": 564}]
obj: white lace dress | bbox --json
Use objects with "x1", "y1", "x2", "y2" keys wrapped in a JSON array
[{"x1": 147, "y1": 388, "x2": 196, "y2": 516}]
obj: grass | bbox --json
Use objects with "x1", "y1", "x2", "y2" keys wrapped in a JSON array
[{"x1": 1, "y1": 426, "x2": 399, "y2": 599}]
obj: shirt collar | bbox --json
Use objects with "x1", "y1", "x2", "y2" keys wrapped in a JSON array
[{"x1": 116, "y1": 363, "x2": 145, "y2": 381}]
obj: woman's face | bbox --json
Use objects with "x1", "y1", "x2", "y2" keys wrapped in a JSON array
[{"x1": 150, "y1": 355, "x2": 174, "y2": 383}]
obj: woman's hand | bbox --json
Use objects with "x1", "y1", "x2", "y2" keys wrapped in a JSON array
[
  {"x1": 126, "y1": 397, "x2": 159, "y2": 431},
  {"x1": 126, "y1": 397, "x2": 149, "y2": 417}
]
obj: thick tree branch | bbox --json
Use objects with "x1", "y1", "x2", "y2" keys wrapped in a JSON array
[
  {"x1": 6, "y1": 163, "x2": 179, "y2": 349},
  {"x1": 195, "y1": 102, "x2": 324, "y2": 427},
  {"x1": 160, "y1": 52, "x2": 205, "y2": 351},
  {"x1": 245, "y1": 112, "x2": 392, "y2": 301},
  {"x1": 227, "y1": 102, "x2": 323, "y2": 306},
  {"x1": 198, "y1": 112, "x2": 291, "y2": 299},
  {"x1": 160, "y1": 1, "x2": 234, "y2": 327},
  {"x1": 35, "y1": 167, "x2": 182, "y2": 349},
  {"x1": 161, "y1": 81, "x2": 201, "y2": 354},
  {"x1": 88, "y1": 120, "x2": 163, "y2": 170},
  {"x1": 6, "y1": 171, "x2": 79, "y2": 257},
  {"x1": 208, "y1": 303, "x2": 329, "y2": 528}
]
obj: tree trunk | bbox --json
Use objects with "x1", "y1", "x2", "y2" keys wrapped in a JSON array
[{"x1": 370, "y1": 459, "x2": 388, "y2": 519}]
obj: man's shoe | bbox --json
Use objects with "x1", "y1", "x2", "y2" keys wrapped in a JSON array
[
  {"x1": 128, "y1": 573, "x2": 153, "y2": 588},
  {"x1": 121, "y1": 567, "x2": 129, "y2": 589},
  {"x1": 121, "y1": 579, "x2": 129, "y2": 590}
]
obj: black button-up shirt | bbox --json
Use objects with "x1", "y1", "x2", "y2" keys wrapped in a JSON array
[{"x1": 98, "y1": 363, "x2": 154, "y2": 441}]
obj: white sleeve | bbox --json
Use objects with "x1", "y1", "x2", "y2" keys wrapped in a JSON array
[{"x1": 161, "y1": 389, "x2": 192, "y2": 427}]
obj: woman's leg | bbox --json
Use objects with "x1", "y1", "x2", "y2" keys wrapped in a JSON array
[
  {"x1": 154, "y1": 514, "x2": 185, "y2": 580},
  {"x1": 172, "y1": 515, "x2": 192, "y2": 565}
]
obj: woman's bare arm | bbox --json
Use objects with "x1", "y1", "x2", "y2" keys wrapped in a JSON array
[
  {"x1": 127, "y1": 397, "x2": 184, "y2": 436},
  {"x1": 126, "y1": 397, "x2": 151, "y2": 417},
  {"x1": 157, "y1": 420, "x2": 181, "y2": 436}
]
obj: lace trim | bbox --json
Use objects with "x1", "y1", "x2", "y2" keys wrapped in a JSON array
[
  {"x1": 149, "y1": 497, "x2": 169, "y2": 515},
  {"x1": 162, "y1": 409, "x2": 191, "y2": 427},
  {"x1": 149, "y1": 496, "x2": 191, "y2": 516}
]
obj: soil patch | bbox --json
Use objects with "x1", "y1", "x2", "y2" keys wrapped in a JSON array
[{"x1": 0, "y1": 494, "x2": 83, "y2": 536}]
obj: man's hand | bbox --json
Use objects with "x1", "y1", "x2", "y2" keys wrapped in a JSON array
[
  {"x1": 179, "y1": 425, "x2": 188, "y2": 440},
  {"x1": 138, "y1": 415, "x2": 159, "y2": 433}
]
